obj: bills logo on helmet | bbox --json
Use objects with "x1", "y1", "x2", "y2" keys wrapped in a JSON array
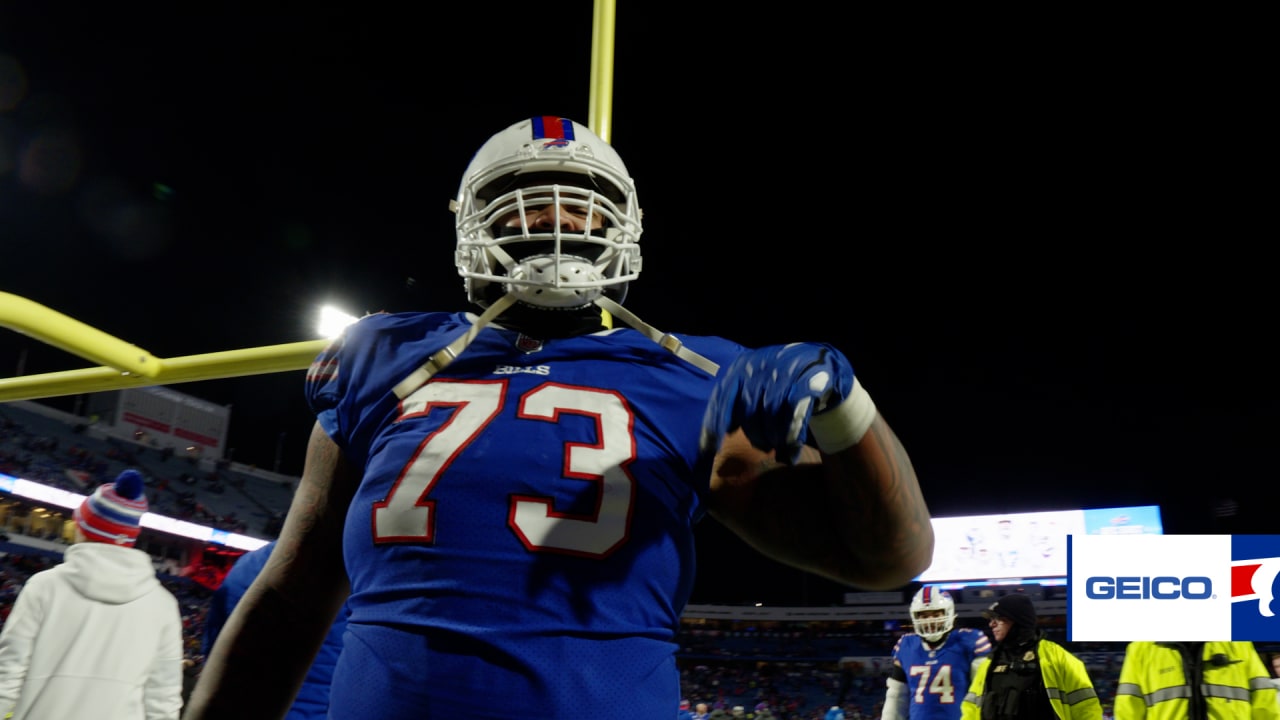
[
  {"x1": 1230, "y1": 535, "x2": 1280, "y2": 640},
  {"x1": 531, "y1": 115, "x2": 575, "y2": 141}
]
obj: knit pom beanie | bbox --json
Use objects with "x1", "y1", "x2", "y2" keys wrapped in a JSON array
[{"x1": 74, "y1": 469, "x2": 149, "y2": 546}]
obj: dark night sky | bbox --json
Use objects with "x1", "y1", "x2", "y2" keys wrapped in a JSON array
[{"x1": 1, "y1": 4, "x2": 1273, "y2": 603}]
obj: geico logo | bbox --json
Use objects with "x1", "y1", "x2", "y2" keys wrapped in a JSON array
[{"x1": 1084, "y1": 576, "x2": 1213, "y2": 600}]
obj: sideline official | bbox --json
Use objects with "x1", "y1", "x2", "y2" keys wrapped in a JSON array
[
  {"x1": 1115, "y1": 641, "x2": 1278, "y2": 720},
  {"x1": 962, "y1": 593, "x2": 1100, "y2": 720}
]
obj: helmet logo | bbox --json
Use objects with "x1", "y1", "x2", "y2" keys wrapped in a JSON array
[
  {"x1": 540, "y1": 139, "x2": 571, "y2": 149},
  {"x1": 531, "y1": 116, "x2": 576, "y2": 141}
]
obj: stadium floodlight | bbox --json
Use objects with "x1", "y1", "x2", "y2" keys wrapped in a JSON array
[{"x1": 318, "y1": 305, "x2": 359, "y2": 339}]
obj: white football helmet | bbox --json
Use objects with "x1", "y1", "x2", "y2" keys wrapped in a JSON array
[
  {"x1": 910, "y1": 586, "x2": 956, "y2": 642},
  {"x1": 452, "y1": 116, "x2": 642, "y2": 309}
]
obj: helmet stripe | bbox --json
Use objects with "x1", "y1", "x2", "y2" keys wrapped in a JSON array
[{"x1": 532, "y1": 116, "x2": 575, "y2": 141}]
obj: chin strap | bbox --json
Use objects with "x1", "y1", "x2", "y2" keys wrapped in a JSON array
[
  {"x1": 594, "y1": 297, "x2": 719, "y2": 376},
  {"x1": 392, "y1": 294, "x2": 517, "y2": 399},
  {"x1": 392, "y1": 293, "x2": 719, "y2": 400}
]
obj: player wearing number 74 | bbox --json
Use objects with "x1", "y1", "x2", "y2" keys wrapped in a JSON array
[
  {"x1": 185, "y1": 116, "x2": 934, "y2": 720},
  {"x1": 884, "y1": 587, "x2": 992, "y2": 720}
]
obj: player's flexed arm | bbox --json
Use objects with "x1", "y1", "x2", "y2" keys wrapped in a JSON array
[
  {"x1": 701, "y1": 343, "x2": 934, "y2": 591},
  {"x1": 184, "y1": 422, "x2": 356, "y2": 720}
]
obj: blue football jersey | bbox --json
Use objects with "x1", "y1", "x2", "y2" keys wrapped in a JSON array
[
  {"x1": 891, "y1": 628, "x2": 993, "y2": 720},
  {"x1": 305, "y1": 311, "x2": 747, "y2": 719}
]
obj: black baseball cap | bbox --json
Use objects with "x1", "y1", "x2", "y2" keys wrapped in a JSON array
[{"x1": 983, "y1": 593, "x2": 1037, "y2": 628}]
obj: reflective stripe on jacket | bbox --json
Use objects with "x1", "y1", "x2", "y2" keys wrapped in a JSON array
[
  {"x1": 962, "y1": 639, "x2": 1102, "y2": 720},
  {"x1": 1114, "y1": 642, "x2": 1279, "y2": 720}
]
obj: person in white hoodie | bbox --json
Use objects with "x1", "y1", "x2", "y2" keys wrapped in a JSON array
[{"x1": 0, "y1": 469, "x2": 184, "y2": 720}]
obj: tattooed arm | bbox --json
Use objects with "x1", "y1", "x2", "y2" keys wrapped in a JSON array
[
  {"x1": 708, "y1": 415, "x2": 933, "y2": 591},
  {"x1": 184, "y1": 422, "x2": 356, "y2": 720}
]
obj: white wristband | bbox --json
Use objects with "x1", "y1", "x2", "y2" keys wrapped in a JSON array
[{"x1": 809, "y1": 378, "x2": 877, "y2": 454}]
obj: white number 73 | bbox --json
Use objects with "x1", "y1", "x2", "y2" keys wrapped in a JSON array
[{"x1": 371, "y1": 379, "x2": 637, "y2": 557}]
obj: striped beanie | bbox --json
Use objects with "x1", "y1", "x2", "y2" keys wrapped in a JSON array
[{"x1": 74, "y1": 469, "x2": 149, "y2": 546}]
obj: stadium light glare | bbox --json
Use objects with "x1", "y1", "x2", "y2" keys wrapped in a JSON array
[{"x1": 318, "y1": 305, "x2": 359, "y2": 339}]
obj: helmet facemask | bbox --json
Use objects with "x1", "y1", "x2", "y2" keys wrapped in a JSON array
[
  {"x1": 910, "y1": 587, "x2": 956, "y2": 643},
  {"x1": 383, "y1": 116, "x2": 713, "y2": 399},
  {"x1": 454, "y1": 117, "x2": 643, "y2": 311},
  {"x1": 457, "y1": 178, "x2": 640, "y2": 308}
]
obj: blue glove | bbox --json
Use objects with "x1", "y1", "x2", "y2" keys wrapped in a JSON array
[{"x1": 699, "y1": 342, "x2": 855, "y2": 464}]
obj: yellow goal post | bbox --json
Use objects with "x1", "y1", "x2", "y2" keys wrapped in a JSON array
[{"x1": 1, "y1": 0, "x2": 618, "y2": 404}]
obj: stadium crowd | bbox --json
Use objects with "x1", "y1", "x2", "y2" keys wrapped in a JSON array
[
  {"x1": 2, "y1": 402, "x2": 1277, "y2": 718},
  {"x1": 0, "y1": 544, "x2": 1149, "y2": 719}
]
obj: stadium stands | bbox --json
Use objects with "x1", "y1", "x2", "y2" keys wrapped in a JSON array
[
  {"x1": 1, "y1": 400, "x2": 291, "y2": 538},
  {"x1": 8, "y1": 397, "x2": 1260, "y2": 718}
]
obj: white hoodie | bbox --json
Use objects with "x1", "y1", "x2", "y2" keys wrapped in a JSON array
[{"x1": 0, "y1": 542, "x2": 184, "y2": 720}]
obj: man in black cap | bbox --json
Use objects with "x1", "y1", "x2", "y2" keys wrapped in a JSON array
[{"x1": 961, "y1": 593, "x2": 1100, "y2": 720}]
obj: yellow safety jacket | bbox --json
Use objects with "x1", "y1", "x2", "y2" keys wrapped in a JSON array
[
  {"x1": 1114, "y1": 641, "x2": 1279, "y2": 720},
  {"x1": 962, "y1": 638, "x2": 1102, "y2": 720}
]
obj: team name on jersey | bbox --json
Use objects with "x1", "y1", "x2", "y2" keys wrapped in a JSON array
[{"x1": 494, "y1": 364, "x2": 551, "y2": 376}]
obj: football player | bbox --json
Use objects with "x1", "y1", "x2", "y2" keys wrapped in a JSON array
[
  {"x1": 187, "y1": 116, "x2": 934, "y2": 719},
  {"x1": 884, "y1": 587, "x2": 992, "y2": 720}
]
